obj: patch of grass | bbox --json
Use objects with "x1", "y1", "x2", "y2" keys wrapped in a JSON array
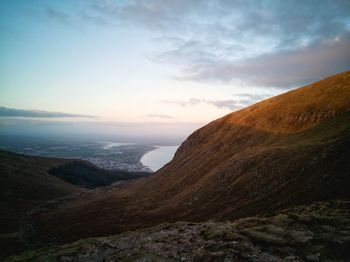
[{"x1": 241, "y1": 228, "x2": 288, "y2": 246}]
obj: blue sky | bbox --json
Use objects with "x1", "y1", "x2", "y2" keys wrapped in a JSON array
[{"x1": 0, "y1": 0, "x2": 349, "y2": 139}]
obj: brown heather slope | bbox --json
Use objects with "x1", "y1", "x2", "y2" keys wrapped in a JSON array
[
  {"x1": 0, "y1": 150, "x2": 81, "y2": 256},
  {"x1": 0, "y1": 150, "x2": 149, "y2": 258},
  {"x1": 30, "y1": 71, "x2": 350, "y2": 247}
]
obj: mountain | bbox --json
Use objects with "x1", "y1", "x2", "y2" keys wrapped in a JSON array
[
  {"x1": 15, "y1": 71, "x2": 350, "y2": 247},
  {"x1": 0, "y1": 150, "x2": 148, "y2": 257},
  {"x1": 48, "y1": 161, "x2": 149, "y2": 189},
  {"x1": 0, "y1": 150, "x2": 80, "y2": 256}
]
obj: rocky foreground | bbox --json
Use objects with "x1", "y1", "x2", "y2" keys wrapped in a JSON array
[{"x1": 6, "y1": 200, "x2": 350, "y2": 261}]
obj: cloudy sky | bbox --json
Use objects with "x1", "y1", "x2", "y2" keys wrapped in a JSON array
[{"x1": 1, "y1": 0, "x2": 349, "y2": 137}]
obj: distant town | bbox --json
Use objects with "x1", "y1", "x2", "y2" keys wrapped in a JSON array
[{"x1": 0, "y1": 136, "x2": 155, "y2": 172}]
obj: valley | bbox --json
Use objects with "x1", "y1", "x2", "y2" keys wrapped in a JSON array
[
  {"x1": 1, "y1": 71, "x2": 349, "y2": 261},
  {"x1": 0, "y1": 150, "x2": 148, "y2": 257},
  {"x1": 2, "y1": 1, "x2": 349, "y2": 260}
]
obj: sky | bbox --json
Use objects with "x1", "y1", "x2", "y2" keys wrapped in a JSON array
[{"x1": 0, "y1": 0, "x2": 349, "y2": 140}]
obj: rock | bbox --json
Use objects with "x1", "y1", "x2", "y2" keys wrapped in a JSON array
[
  {"x1": 5, "y1": 200, "x2": 350, "y2": 262},
  {"x1": 305, "y1": 254, "x2": 320, "y2": 261}
]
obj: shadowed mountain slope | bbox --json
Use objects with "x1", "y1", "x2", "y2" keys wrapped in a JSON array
[
  {"x1": 0, "y1": 150, "x2": 80, "y2": 256},
  {"x1": 48, "y1": 161, "x2": 149, "y2": 189},
  {"x1": 0, "y1": 150, "x2": 149, "y2": 257},
  {"x1": 30, "y1": 71, "x2": 350, "y2": 246}
]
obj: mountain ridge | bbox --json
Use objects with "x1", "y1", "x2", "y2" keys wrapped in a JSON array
[
  {"x1": 221, "y1": 70, "x2": 350, "y2": 133},
  {"x1": 23, "y1": 71, "x2": 350, "y2": 247}
]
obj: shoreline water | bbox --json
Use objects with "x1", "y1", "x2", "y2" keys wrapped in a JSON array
[
  {"x1": 0, "y1": 136, "x2": 179, "y2": 173},
  {"x1": 141, "y1": 146, "x2": 179, "y2": 172}
]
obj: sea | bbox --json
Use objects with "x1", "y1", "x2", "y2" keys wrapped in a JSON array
[
  {"x1": 141, "y1": 146, "x2": 179, "y2": 172},
  {"x1": 0, "y1": 135, "x2": 179, "y2": 173}
]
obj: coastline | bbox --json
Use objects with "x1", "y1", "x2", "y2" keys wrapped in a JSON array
[{"x1": 140, "y1": 145, "x2": 179, "y2": 172}]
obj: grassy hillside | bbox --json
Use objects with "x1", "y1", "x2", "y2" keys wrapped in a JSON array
[
  {"x1": 0, "y1": 150, "x2": 80, "y2": 257},
  {"x1": 0, "y1": 150, "x2": 149, "y2": 258},
  {"x1": 13, "y1": 71, "x2": 350, "y2": 248},
  {"x1": 48, "y1": 161, "x2": 149, "y2": 189}
]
